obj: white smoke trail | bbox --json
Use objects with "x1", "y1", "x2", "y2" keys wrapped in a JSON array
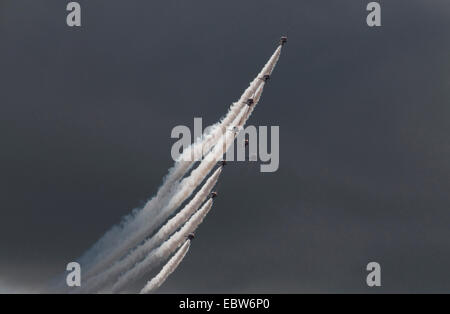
[
  {"x1": 113, "y1": 59, "x2": 278, "y2": 276},
  {"x1": 140, "y1": 240, "x2": 191, "y2": 294},
  {"x1": 158, "y1": 44, "x2": 284, "y2": 219},
  {"x1": 102, "y1": 109, "x2": 244, "y2": 290},
  {"x1": 81, "y1": 167, "x2": 222, "y2": 293},
  {"x1": 80, "y1": 44, "x2": 283, "y2": 281},
  {"x1": 108, "y1": 95, "x2": 262, "y2": 293},
  {"x1": 110, "y1": 199, "x2": 214, "y2": 293}
]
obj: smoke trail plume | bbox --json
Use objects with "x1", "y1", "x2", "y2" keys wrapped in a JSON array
[
  {"x1": 80, "y1": 46, "x2": 282, "y2": 278},
  {"x1": 109, "y1": 98, "x2": 256, "y2": 291},
  {"x1": 126, "y1": 71, "x2": 274, "y2": 266},
  {"x1": 76, "y1": 43, "x2": 283, "y2": 291},
  {"x1": 110, "y1": 199, "x2": 213, "y2": 293},
  {"x1": 140, "y1": 240, "x2": 191, "y2": 294},
  {"x1": 82, "y1": 167, "x2": 222, "y2": 292}
]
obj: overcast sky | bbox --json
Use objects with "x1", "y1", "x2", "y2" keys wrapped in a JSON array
[{"x1": 1, "y1": 0, "x2": 450, "y2": 293}]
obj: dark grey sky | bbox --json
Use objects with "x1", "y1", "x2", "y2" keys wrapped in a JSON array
[{"x1": 1, "y1": 0, "x2": 450, "y2": 293}]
